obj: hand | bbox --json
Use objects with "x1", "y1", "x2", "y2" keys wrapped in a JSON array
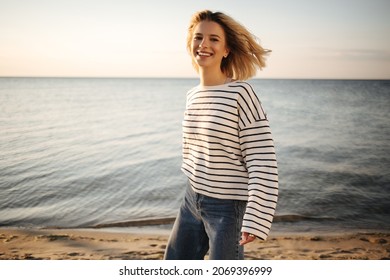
[{"x1": 240, "y1": 232, "x2": 256, "y2": 246}]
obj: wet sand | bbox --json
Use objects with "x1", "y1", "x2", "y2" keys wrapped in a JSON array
[{"x1": 1, "y1": 228, "x2": 389, "y2": 260}]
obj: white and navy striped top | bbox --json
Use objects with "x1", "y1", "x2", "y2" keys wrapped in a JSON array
[{"x1": 181, "y1": 80, "x2": 278, "y2": 240}]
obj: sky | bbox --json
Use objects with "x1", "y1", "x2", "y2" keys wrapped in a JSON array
[{"x1": 0, "y1": 0, "x2": 389, "y2": 79}]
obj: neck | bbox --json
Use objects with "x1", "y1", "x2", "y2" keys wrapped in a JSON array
[{"x1": 199, "y1": 68, "x2": 228, "y2": 86}]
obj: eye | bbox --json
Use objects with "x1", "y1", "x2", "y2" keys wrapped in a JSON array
[
  {"x1": 193, "y1": 35, "x2": 202, "y2": 41},
  {"x1": 211, "y1": 38, "x2": 219, "y2": 42}
]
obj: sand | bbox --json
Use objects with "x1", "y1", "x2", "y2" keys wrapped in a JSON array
[{"x1": 0, "y1": 228, "x2": 389, "y2": 260}]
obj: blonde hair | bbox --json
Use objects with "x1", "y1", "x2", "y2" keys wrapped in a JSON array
[{"x1": 187, "y1": 10, "x2": 270, "y2": 81}]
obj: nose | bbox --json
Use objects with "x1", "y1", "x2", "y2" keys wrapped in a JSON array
[{"x1": 199, "y1": 38, "x2": 208, "y2": 48}]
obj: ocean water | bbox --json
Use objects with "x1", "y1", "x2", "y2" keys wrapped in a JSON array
[{"x1": 1, "y1": 78, "x2": 389, "y2": 234}]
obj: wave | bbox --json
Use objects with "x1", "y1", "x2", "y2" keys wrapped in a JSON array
[
  {"x1": 273, "y1": 214, "x2": 336, "y2": 223},
  {"x1": 91, "y1": 217, "x2": 176, "y2": 228},
  {"x1": 43, "y1": 215, "x2": 336, "y2": 231}
]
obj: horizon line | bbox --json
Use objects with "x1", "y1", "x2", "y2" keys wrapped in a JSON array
[{"x1": 1, "y1": 76, "x2": 389, "y2": 81}]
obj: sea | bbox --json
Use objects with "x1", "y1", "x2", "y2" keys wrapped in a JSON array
[{"x1": 1, "y1": 77, "x2": 389, "y2": 235}]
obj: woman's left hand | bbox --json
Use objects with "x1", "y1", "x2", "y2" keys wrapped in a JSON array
[{"x1": 240, "y1": 232, "x2": 256, "y2": 245}]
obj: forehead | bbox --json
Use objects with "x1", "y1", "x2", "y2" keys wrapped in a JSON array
[{"x1": 193, "y1": 20, "x2": 225, "y2": 37}]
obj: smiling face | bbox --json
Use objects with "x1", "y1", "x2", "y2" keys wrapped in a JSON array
[{"x1": 190, "y1": 21, "x2": 229, "y2": 72}]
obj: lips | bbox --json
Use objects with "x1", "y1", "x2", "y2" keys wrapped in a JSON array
[{"x1": 197, "y1": 51, "x2": 213, "y2": 57}]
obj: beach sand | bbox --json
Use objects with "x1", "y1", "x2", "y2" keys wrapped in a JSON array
[{"x1": 1, "y1": 228, "x2": 389, "y2": 260}]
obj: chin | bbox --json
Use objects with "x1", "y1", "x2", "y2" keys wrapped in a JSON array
[{"x1": 195, "y1": 59, "x2": 218, "y2": 69}]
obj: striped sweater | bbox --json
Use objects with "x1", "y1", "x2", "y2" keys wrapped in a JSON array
[{"x1": 181, "y1": 80, "x2": 278, "y2": 240}]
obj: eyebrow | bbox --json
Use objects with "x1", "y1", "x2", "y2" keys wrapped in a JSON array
[{"x1": 194, "y1": 32, "x2": 221, "y2": 38}]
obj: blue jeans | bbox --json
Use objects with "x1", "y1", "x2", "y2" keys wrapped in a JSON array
[{"x1": 164, "y1": 182, "x2": 247, "y2": 260}]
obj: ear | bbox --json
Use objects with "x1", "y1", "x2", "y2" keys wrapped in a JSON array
[{"x1": 224, "y1": 49, "x2": 230, "y2": 58}]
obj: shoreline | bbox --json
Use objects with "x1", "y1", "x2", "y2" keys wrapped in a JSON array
[{"x1": 1, "y1": 227, "x2": 389, "y2": 260}]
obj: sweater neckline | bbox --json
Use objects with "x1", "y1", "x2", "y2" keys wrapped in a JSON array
[{"x1": 197, "y1": 80, "x2": 239, "y2": 90}]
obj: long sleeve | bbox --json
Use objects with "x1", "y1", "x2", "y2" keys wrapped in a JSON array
[{"x1": 235, "y1": 83, "x2": 278, "y2": 240}]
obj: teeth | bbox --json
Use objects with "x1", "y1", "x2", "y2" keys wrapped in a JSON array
[{"x1": 198, "y1": 52, "x2": 212, "y2": 57}]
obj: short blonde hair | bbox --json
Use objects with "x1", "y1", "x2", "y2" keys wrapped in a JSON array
[{"x1": 187, "y1": 10, "x2": 270, "y2": 81}]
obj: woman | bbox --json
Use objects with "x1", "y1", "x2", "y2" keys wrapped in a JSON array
[{"x1": 164, "y1": 10, "x2": 278, "y2": 260}]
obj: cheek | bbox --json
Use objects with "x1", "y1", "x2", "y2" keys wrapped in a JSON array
[
  {"x1": 213, "y1": 43, "x2": 226, "y2": 54},
  {"x1": 191, "y1": 41, "x2": 199, "y2": 53}
]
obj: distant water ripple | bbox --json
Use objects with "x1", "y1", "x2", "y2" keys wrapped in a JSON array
[{"x1": 1, "y1": 78, "x2": 389, "y2": 233}]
